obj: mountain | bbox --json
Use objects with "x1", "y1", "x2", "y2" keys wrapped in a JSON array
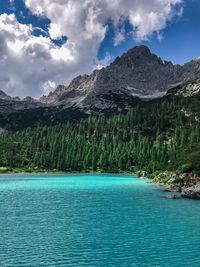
[
  {"x1": 0, "y1": 93, "x2": 43, "y2": 116},
  {"x1": 0, "y1": 45, "x2": 200, "y2": 130},
  {"x1": 0, "y1": 90, "x2": 21, "y2": 102},
  {"x1": 40, "y1": 46, "x2": 200, "y2": 112}
]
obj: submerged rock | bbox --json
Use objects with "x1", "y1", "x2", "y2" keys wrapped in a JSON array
[
  {"x1": 181, "y1": 186, "x2": 200, "y2": 200},
  {"x1": 161, "y1": 194, "x2": 181, "y2": 199}
]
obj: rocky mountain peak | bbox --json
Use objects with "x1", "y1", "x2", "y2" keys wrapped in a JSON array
[
  {"x1": 123, "y1": 45, "x2": 152, "y2": 59},
  {"x1": 112, "y1": 45, "x2": 166, "y2": 68}
]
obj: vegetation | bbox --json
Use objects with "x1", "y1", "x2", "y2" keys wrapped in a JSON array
[{"x1": 0, "y1": 95, "x2": 199, "y2": 175}]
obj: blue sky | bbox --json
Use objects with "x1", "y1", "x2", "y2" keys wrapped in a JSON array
[
  {"x1": 0, "y1": 0, "x2": 199, "y2": 97},
  {"x1": 98, "y1": 0, "x2": 200, "y2": 65}
]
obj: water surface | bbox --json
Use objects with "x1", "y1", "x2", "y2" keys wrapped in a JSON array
[{"x1": 0, "y1": 174, "x2": 200, "y2": 267}]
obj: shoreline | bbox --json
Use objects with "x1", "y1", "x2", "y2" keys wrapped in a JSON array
[
  {"x1": 0, "y1": 168, "x2": 199, "y2": 200},
  {"x1": 0, "y1": 169, "x2": 135, "y2": 175}
]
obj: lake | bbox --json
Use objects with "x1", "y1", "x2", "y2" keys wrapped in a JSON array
[{"x1": 0, "y1": 174, "x2": 200, "y2": 267}]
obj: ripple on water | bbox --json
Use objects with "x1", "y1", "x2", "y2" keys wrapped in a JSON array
[{"x1": 0, "y1": 174, "x2": 200, "y2": 267}]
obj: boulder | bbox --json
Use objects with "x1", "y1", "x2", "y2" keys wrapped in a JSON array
[
  {"x1": 181, "y1": 185, "x2": 200, "y2": 200},
  {"x1": 165, "y1": 185, "x2": 181, "y2": 192}
]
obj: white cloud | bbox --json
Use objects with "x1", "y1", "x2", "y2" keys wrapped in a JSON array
[
  {"x1": 0, "y1": 13, "x2": 91, "y2": 98},
  {"x1": 95, "y1": 52, "x2": 112, "y2": 70},
  {"x1": 0, "y1": 0, "x2": 183, "y2": 98},
  {"x1": 42, "y1": 80, "x2": 56, "y2": 95}
]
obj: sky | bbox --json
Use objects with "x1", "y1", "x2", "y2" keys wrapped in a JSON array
[{"x1": 0, "y1": 0, "x2": 199, "y2": 98}]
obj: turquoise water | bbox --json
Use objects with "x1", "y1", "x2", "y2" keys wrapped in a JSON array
[{"x1": 0, "y1": 174, "x2": 200, "y2": 267}]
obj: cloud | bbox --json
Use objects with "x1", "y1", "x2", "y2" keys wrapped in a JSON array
[
  {"x1": 114, "y1": 31, "x2": 125, "y2": 46},
  {"x1": 0, "y1": 0, "x2": 183, "y2": 98},
  {"x1": 0, "y1": 13, "x2": 92, "y2": 98},
  {"x1": 95, "y1": 52, "x2": 112, "y2": 70}
]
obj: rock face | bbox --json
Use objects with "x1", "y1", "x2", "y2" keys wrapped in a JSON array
[
  {"x1": 165, "y1": 185, "x2": 181, "y2": 193},
  {"x1": 40, "y1": 75, "x2": 89, "y2": 105},
  {"x1": 181, "y1": 186, "x2": 200, "y2": 200},
  {"x1": 167, "y1": 79, "x2": 200, "y2": 97},
  {"x1": 40, "y1": 45, "x2": 200, "y2": 113}
]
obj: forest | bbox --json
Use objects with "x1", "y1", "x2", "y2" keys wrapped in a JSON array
[{"x1": 0, "y1": 94, "x2": 199, "y2": 175}]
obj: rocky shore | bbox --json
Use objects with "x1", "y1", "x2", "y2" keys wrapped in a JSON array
[
  {"x1": 181, "y1": 185, "x2": 200, "y2": 199},
  {"x1": 146, "y1": 171, "x2": 200, "y2": 200}
]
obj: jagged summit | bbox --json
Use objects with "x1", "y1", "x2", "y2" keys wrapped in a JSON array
[
  {"x1": 112, "y1": 45, "x2": 170, "y2": 66},
  {"x1": 115, "y1": 45, "x2": 152, "y2": 61},
  {"x1": 122, "y1": 45, "x2": 152, "y2": 59}
]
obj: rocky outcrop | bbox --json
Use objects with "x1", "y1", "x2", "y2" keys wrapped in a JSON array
[
  {"x1": 167, "y1": 79, "x2": 200, "y2": 97},
  {"x1": 0, "y1": 128, "x2": 7, "y2": 134},
  {"x1": 165, "y1": 185, "x2": 181, "y2": 193},
  {"x1": 152, "y1": 171, "x2": 200, "y2": 200},
  {"x1": 181, "y1": 185, "x2": 200, "y2": 200}
]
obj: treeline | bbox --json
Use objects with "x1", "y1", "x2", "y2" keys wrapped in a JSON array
[{"x1": 0, "y1": 95, "x2": 199, "y2": 173}]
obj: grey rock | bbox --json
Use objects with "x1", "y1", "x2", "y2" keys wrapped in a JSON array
[
  {"x1": 0, "y1": 128, "x2": 7, "y2": 134},
  {"x1": 167, "y1": 79, "x2": 200, "y2": 97},
  {"x1": 165, "y1": 185, "x2": 181, "y2": 193},
  {"x1": 181, "y1": 186, "x2": 200, "y2": 200},
  {"x1": 161, "y1": 194, "x2": 180, "y2": 199},
  {"x1": 40, "y1": 75, "x2": 89, "y2": 105}
]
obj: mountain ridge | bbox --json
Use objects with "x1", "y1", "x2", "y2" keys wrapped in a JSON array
[
  {"x1": 0, "y1": 45, "x2": 200, "y2": 130},
  {"x1": 39, "y1": 45, "x2": 200, "y2": 112},
  {"x1": 1, "y1": 45, "x2": 200, "y2": 107}
]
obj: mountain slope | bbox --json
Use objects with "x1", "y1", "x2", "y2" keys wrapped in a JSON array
[{"x1": 0, "y1": 91, "x2": 199, "y2": 175}]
